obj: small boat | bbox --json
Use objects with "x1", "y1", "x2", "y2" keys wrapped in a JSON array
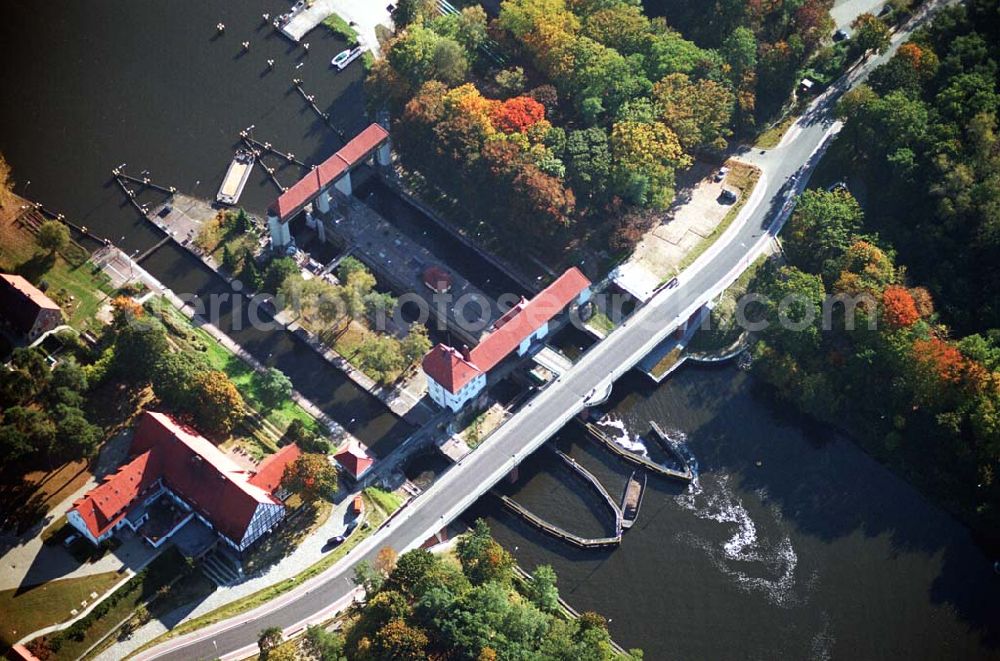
[
  {"x1": 216, "y1": 149, "x2": 255, "y2": 205},
  {"x1": 331, "y1": 46, "x2": 363, "y2": 71},
  {"x1": 620, "y1": 471, "x2": 646, "y2": 530}
]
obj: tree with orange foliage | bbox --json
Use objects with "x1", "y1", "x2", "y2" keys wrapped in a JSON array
[
  {"x1": 513, "y1": 164, "x2": 576, "y2": 230},
  {"x1": 281, "y1": 452, "x2": 338, "y2": 502},
  {"x1": 881, "y1": 285, "x2": 920, "y2": 328},
  {"x1": 912, "y1": 338, "x2": 967, "y2": 385},
  {"x1": 374, "y1": 546, "x2": 399, "y2": 575},
  {"x1": 908, "y1": 286, "x2": 934, "y2": 319},
  {"x1": 110, "y1": 295, "x2": 144, "y2": 328},
  {"x1": 489, "y1": 96, "x2": 546, "y2": 134}
]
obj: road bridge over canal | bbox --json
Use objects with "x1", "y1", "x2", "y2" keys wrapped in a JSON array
[{"x1": 138, "y1": 3, "x2": 957, "y2": 657}]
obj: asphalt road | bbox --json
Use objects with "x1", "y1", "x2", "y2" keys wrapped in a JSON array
[{"x1": 138, "y1": 3, "x2": 956, "y2": 658}]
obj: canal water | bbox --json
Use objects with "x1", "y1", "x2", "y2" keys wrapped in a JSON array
[
  {"x1": 0, "y1": 0, "x2": 413, "y2": 451},
  {"x1": 468, "y1": 365, "x2": 1000, "y2": 660},
  {"x1": 4, "y1": 4, "x2": 1000, "y2": 659}
]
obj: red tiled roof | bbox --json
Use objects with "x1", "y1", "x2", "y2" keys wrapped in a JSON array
[
  {"x1": 422, "y1": 268, "x2": 591, "y2": 394},
  {"x1": 422, "y1": 344, "x2": 483, "y2": 393},
  {"x1": 70, "y1": 411, "x2": 281, "y2": 545},
  {"x1": 333, "y1": 439, "x2": 374, "y2": 479},
  {"x1": 70, "y1": 451, "x2": 157, "y2": 540},
  {"x1": 422, "y1": 265, "x2": 453, "y2": 293},
  {"x1": 249, "y1": 443, "x2": 303, "y2": 493},
  {"x1": 274, "y1": 123, "x2": 390, "y2": 221},
  {"x1": 0, "y1": 273, "x2": 60, "y2": 335}
]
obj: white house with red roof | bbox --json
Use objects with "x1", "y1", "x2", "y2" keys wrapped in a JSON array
[
  {"x1": 0, "y1": 273, "x2": 63, "y2": 342},
  {"x1": 67, "y1": 412, "x2": 301, "y2": 553},
  {"x1": 333, "y1": 438, "x2": 374, "y2": 481},
  {"x1": 422, "y1": 268, "x2": 592, "y2": 412}
]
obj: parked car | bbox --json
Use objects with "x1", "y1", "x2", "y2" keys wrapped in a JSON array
[
  {"x1": 666, "y1": 277, "x2": 679, "y2": 289},
  {"x1": 718, "y1": 188, "x2": 738, "y2": 204},
  {"x1": 714, "y1": 166, "x2": 730, "y2": 182},
  {"x1": 833, "y1": 29, "x2": 850, "y2": 42}
]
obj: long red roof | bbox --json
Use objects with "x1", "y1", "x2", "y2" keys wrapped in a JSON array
[
  {"x1": 71, "y1": 412, "x2": 285, "y2": 544},
  {"x1": 273, "y1": 123, "x2": 389, "y2": 221},
  {"x1": 422, "y1": 268, "x2": 591, "y2": 393}
]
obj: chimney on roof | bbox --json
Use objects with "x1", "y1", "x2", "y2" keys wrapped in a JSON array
[{"x1": 460, "y1": 344, "x2": 471, "y2": 361}]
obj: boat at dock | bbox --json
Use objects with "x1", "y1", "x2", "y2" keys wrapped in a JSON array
[
  {"x1": 332, "y1": 47, "x2": 364, "y2": 71},
  {"x1": 216, "y1": 149, "x2": 255, "y2": 205},
  {"x1": 620, "y1": 471, "x2": 646, "y2": 530}
]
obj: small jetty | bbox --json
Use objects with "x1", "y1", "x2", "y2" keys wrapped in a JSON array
[
  {"x1": 648, "y1": 421, "x2": 694, "y2": 479},
  {"x1": 216, "y1": 149, "x2": 255, "y2": 205},
  {"x1": 494, "y1": 493, "x2": 621, "y2": 549},
  {"x1": 492, "y1": 446, "x2": 626, "y2": 550},
  {"x1": 620, "y1": 471, "x2": 646, "y2": 530},
  {"x1": 583, "y1": 421, "x2": 693, "y2": 482}
]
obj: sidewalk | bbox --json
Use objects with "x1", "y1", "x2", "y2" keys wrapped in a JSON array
[{"x1": 92, "y1": 496, "x2": 365, "y2": 661}]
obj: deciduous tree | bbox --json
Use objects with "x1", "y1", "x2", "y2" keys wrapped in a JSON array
[{"x1": 282, "y1": 452, "x2": 338, "y2": 502}]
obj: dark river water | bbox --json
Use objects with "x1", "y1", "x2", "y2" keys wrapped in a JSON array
[
  {"x1": 0, "y1": 0, "x2": 415, "y2": 453},
  {"x1": 469, "y1": 365, "x2": 1000, "y2": 660},
  {"x1": 3, "y1": 3, "x2": 999, "y2": 659}
]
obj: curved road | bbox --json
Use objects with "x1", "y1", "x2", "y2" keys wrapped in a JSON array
[{"x1": 138, "y1": 3, "x2": 955, "y2": 658}]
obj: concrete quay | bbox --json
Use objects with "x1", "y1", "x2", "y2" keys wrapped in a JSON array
[
  {"x1": 324, "y1": 190, "x2": 506, "y2": 347},
  {"x1": 92, "y1": 245, "x2": 358, "y2": 446},
  {"x1": 142, "y1": 194, "x2": 433, "y2": 426}
]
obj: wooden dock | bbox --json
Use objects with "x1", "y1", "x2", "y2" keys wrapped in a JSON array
[
  {"x1": 648, "y1": 421, "x2": 694, "y2": 479},
  {"x1": 583, "y1": 421, "x2": 693, "y2": 482},
  {"x1": 495, "y1": 492, "x2": 621, "y2": 549},
  {"x1": 551, "y1": 447, "x2": 623, "y2": 533}
]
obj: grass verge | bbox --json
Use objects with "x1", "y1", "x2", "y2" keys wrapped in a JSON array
[
  {"x1": 676, "y1": 163, "x2": 761, "y2": 273},
  {"x1": 755, "y1": 114, "x2": 798, "y2": 149},
  {"x1": 363, "y1": 487, "x2": 403, "y2": 515},
  {"x1": 323, "y1": 14, "x2": 359, "y2": 46},
  {"x1": 132, "y1": 494, "x2": 387, "y2": 653}
]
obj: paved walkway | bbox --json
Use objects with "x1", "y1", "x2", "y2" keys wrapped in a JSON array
[
  {"x1": 93, "y1": 495, "x2": 369, "y2": 661},
  {"x1": 0, "y1": 432, "x2": 158, "y2": 593}
]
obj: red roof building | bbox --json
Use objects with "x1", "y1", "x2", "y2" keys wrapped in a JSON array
[
  {"x1": 67, "y1": 412, "x2": 291, "y2": 552},
  {"x1": 422, "y1": 265, "x2": 453, "y2": 293},
  {"x1": 272, "y1": 123, "x2": 390, "y2": 221},
  {"x1": 333, "y1": 439, "x2": 374, "y2": 480},
  {"x1": 248, "y1": 443, "x2": 303, "y2": 494},
  {"x1": 422, "y1": 268, "x2": 591, "y2": 411},
  {"x1": 0, "y1": 273, "x2": 63, "y2": 341}
]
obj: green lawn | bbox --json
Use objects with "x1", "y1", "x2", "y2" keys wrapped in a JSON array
[
  {"x1": 588, "y1": 311, "x2": 615, "y2": 335},
  {"x1": 323, "y1": 14, "x2": 360, "y2": 46},
  {"x1": 0, "y1": 572, "x2": 123, "y2": 646},
  {"x1": 147, "y1": 296, "x2": 320, "y2": 436},
  {"x1": 0, "y1": 208, "x2": 113, "y2": 333},
  {"x1": 364, "y1": 486, "x2": 403, "y2": 515}
]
